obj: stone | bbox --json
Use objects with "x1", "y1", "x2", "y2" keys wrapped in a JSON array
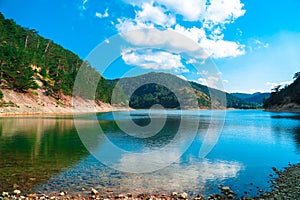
[
  {"x1": 91, "y1": 188, "x2": 99, "y2": 195},
  {"x1": 179, "y1": 192, "x2": 188, "y2": 199},
  {"x1": 13, "y1": 190, "x2": 21, "y2": 195},
  {"x1": 221, "y1": 186, "x2": 230, "y2": 191},
  {"x1": 28, "y1": 194, "x2": 37, "y2": 198},
  {"x1": 171, "y1": 192, "x2": 178, "y2": 197},
  {"x1": 2, "y1": 192, "x2": 9, "y2": 197}
]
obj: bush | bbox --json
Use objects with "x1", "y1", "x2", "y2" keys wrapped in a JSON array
[{"x1": 0, "y1": 90, "x2": 3, "y2": 99}]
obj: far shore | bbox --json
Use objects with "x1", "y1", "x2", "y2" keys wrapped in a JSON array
[{"x1": 0, "y1": 107, "x2": 287, "y2": 117}]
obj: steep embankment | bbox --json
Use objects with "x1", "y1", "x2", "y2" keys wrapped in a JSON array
[
  {"x1": 264, "y1": 73, "x2": 300, "y2": 112},
  {"x1": 0, "y1": 88, "x2": 111, "y2": 116}
]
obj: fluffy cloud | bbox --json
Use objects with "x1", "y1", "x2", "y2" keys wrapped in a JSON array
[
  {"x1": 198, "y1": 76, "x2": 220, "y2": 88},
  {"x1": 136, "y1": 2, "x2": 176, "y2": 27},
  {"x1": 96, "y1": 8, "x2": 109, "y2": 19},
  {"x1": 204, "y1": 0, "x2": 246, "y2": 26},
  {"x1": 174, "y1": 24, "x2": 245, "y2": 58},
  {"x1": 156, "y1": 0, "x2": 206, "y2": 21},
  {"x1": 266, "y1": 81, "x2": 292, "y2": 90},
  {"x1": 118, "y1": 0, "x2": 246, "y2": 59},
  {"x1": 121, "y1": 48, "x2": 186, "y2": 71}
]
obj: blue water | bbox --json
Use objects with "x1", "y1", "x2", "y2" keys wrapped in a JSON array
[{"x1": 1, "y1": 110, "x2": 300, "y2": 197}]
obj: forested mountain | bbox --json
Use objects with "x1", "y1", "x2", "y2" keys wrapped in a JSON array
[
  {"x1": 108, "y1": 73, "x2": 260, "y2": 109},
  {"x1": 231, "y1": 92, "x2": 270, "y2": 105},
  {"x1": 0, "y1": 12, "x2": 112, "y2": 103},
  {"x1": 264, "y1": 72, "x2": 300, "y2": 111}
]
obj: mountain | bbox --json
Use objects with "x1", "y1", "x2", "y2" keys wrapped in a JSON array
[
  {"x1": 0, "y1": 12, "x2": 112, "y2": 111},
  {"x1": 231, "y1": 92, "x2": 270, "y2": 105},
  {"x1": 264, "y1": 73, "x2": 300, "y2": 112},
  {"x1": 108, "y1": 73, "x2": 260, "y2": 109}
]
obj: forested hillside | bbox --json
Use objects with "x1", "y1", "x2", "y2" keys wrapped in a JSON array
[
  {"x1": 0, "y1": 12, "x2": 112, "y2": 103},
  {"x1": 231, "y1": 92, "x2": 270, "y2": 105},
  {"x1": 108, "y1": 73, "x2": 260, "y2": 109},
  {"x1": 264, "y1": 72, "x2": 300, "y2": 111}
]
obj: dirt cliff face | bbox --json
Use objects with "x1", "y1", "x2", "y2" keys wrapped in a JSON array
[{"x1": 0, "y1": 88, "x2": 112, "y2": 115}]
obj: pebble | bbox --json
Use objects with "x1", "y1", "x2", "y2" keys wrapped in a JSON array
[
  {"x1": 91, "y1": 188, "x2": 99, "y2": 195},
  {"x1": 2, "y1": 192, "x2": 9, "y2": 197},
  {"x1": 171, "y1": 192, "x2": 178, "y2": 197},
  {"x1": 13, "y1": 190, "x2": 21, "y2": 195},
  {"x1": 179, "y1": 192, "x2": 188, "y2": 199}
]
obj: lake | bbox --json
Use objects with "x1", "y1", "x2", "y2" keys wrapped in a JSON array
[{"x1": 0, "y1": 110, "x2": 300, "y2": 197}]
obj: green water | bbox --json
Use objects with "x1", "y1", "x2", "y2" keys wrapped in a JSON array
[{"x1": 0, "y1": 116, "x2": 88, "y2": 192}]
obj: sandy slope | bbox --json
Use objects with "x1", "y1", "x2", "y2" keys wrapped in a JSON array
[{"x1": 0, "y1": 88, "x2": 112, "y2": 116}]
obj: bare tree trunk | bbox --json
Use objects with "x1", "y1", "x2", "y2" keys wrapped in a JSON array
[
  {"x1": 25, "y1": 35, "x2": 28, "y2": 48},
  {"x1": 44, "y1": 40, "x2": 51, "y2": 54}
]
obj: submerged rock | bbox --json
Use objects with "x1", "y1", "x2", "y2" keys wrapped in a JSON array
[
  {"x1": 179, "y1": 192, "x2": 188, "y2": 199},
  {"x1": 91, "y1": 188, "x2": 99, "y2": 195},
  {"x1": 13, "y1": 190, "x2": 21, "y2": 195},
  {"x1": 2, "y1": 192, "x2": 9, "y2": 197}
]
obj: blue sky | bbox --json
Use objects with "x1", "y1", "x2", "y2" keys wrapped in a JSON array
[{"x1": 1, "y1": 0, "x2": 300, "y2": 93}]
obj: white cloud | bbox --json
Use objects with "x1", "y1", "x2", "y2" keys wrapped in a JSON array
[
  {"x1": 174, "y1": 24, "x2": 245, "y2": 58},
  {"x1": 81, "y1": 0, "x2": 88, "y2": 10},
  {"x1": 266, "y1": 81, "x2": 292, "y2": 90},
  {"x1": 117, "y1": 28, "x2": 205, "y2": 55},
  {"x1": 197, "y1": 70, "x2": 209, "y2": 75},
  {"x1": 121, "y1": 48, "x2": 186, "y2": 71},
  {"x1": 96, "y1": 8, "x2": 109, "y2": 19},
  {"x1": 200, "y1": 37, "x2": 245, "y2": 58},
  {"x1": 156, "y1": 0, "x2": 206, "y2": 21},
  {"x1": 253, "y1": 39, "x2": 269, "y2": 49},
  {"x1": 204, "y1": 0, "x2": 246, "y2": 26},
  {"x1": 223, "y1": 79, "x2": 229, "y2": 83},
  {"x1": 136, "y1": 2, "x2": 176, "y2": 27},
  {"x1": 118, "y1": 0, "x2": 247, "y2": 59},
  {"x1": 186, "y1": 58, "x2": 197, "y2": 64},
  {"x1": 176, "y1": 74, "x2": 188, "y2": 81},
  {"x1": 198, "y1": 76, "x2": 220, "y2": 88}
]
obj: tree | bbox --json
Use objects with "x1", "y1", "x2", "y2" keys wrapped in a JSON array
[
  {"x1": 294, "y1": 72, "x2": 300, "y2": 80},
  {"x1": 0, "y1": 46, "x2": 38, "y2": 92},
  {"x1": 271, "y1": 85, "x2": 282, "y2": 94}
]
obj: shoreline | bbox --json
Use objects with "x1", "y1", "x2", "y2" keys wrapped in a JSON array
[
  {"x1": 0, "y1": 107, "x2": 266, "y2": 117},
  {"x1": 1, "y1": 162, "x2": 300, "y2": 200}
]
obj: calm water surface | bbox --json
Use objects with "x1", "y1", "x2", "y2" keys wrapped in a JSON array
[{"x1": 0, "y1": 110, "x2": 300, "y2": 197}]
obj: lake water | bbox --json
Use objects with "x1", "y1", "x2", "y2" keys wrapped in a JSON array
[{"x1": 1, "y1": 110, "x2": 300, "y2": 197}]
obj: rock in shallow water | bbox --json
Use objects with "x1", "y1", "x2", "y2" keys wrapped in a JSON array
[
  {"x1": 13, "y1": 190, "x2": 21, "y2": 195},
  {"x1": 2, "y1": 192, "x2": 9, "y2": 197},
  {"x1": 91, "y1": 188, "x2": 99, "y2": 195}
]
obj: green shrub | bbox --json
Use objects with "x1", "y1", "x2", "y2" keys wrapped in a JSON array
[{"x1": 0, "y1": 90, "x2": 3, "y2": 99}]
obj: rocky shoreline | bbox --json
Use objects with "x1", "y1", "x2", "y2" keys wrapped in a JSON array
[{"x1": 1, "y1": 162, "x2": 300, "y2": 200}]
